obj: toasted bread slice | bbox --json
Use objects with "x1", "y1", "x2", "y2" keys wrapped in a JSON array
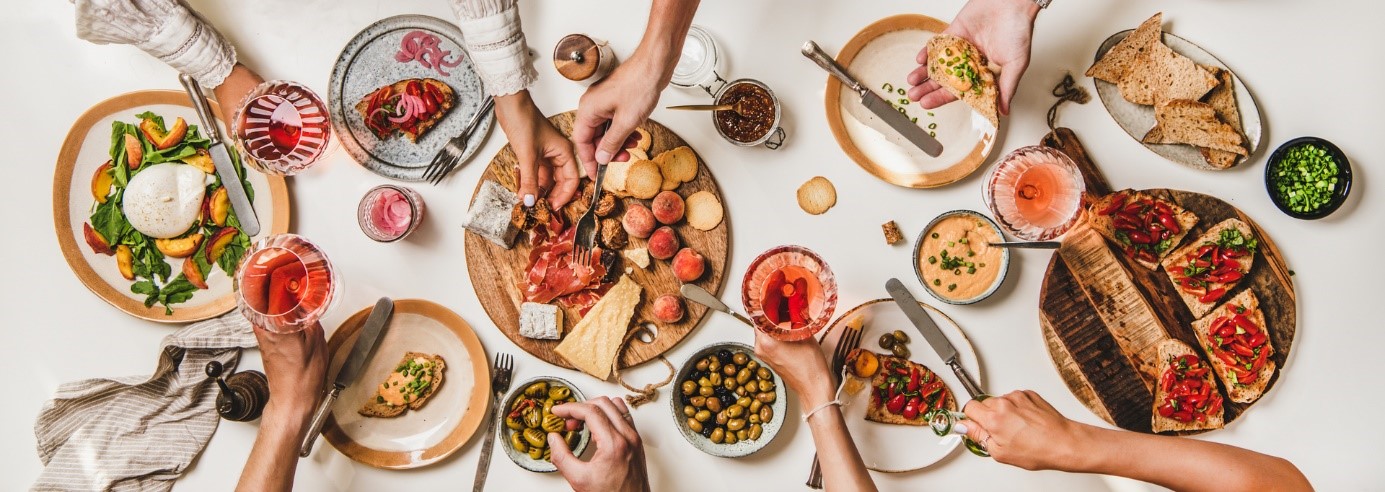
[
  {"x1": 359, "y1": 352, "x2": 447, "y2": 418},
  {"x1": 1191, "y1": 289, "x2": 1275, "y2": 403},
  {"x1": 354, "y1": 78, "x2": 456, "y2": 142},
  {"x1": 1086, "y1": 13, "x2": 1164, "y2": 83},
  {"x1": 864, "y1": 355, "x2": 956, "y2": 426},
  {"x1": 1197, "y1": 67, "x2": 1245, "y2": 168},
  {"x1": 1118, "y1": 41, "x2": 1218, "y2": 106},
  {"x1": 1087, "y1": 190, "x2": 1199, "y2": 270},
  {"x1": 926, "y1": 34, "x2": 999, "y2": 128},
  {"x1": 1144, "y1": 100, "x2": 1247, "y2": 155},
  {"x1": 1151, "y1": 339, "x2": 1225, "y2": 433},
  {"x1": 1161, "y1": 218, "x2": 1257, "y2": 319}
]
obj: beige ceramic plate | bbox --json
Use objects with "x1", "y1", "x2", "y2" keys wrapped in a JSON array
[
  {"x1": 818, "y1": 298, "x2": 982, "y2": 472},
  {"x1": 323, "y1": 299, "x2": 491, "y2": 469},
  {"x1": 825, "y1": 14, "x2": 997, "y2": 188},
  {"x1": 52, "y1": 90, "x2": 291, "y2": 323}
]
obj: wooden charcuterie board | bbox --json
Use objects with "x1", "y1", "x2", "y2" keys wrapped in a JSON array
[
  {"x1": 1038, "y1": 129, "x2": 1296, "y2": 434},
  {"x1": 464, "y1": 112, "x2": 729, "y2": 371}
]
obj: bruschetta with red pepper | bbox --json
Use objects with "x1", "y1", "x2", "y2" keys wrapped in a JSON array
[
  {"x1": 864, "y1": 353, "x2": 956, "y2": 426},
  {"x1": 1088, "y1": 190, "x2": 1199, "y2": 270},
  {"x1": 1161, "y1": 218, "x2": 1257, "y2": 318},
  {"x1": 1151, "y1": 339, "x2": 1225, "y2": 433},
  {"x1": 1190, "y1": 289, "x2": 1274, "y2": 403},
  {"x1": 354, "y1": 78, "x2": 456, "y2": 142}
]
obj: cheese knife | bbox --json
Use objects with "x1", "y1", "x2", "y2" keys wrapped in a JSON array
[
  {"x1": 884, "y1": 278, "x2": 983, "y2": 398},
  {"x1": 179, "y1": 74, "x2": 262, "y2": 236},
  {"x1": 680, "y1": 284, "x2": 755, "y2": 328},
  {"x1": 298, "y1": 297, "x2": 394, "y2": 457},
  {"x1": 800, "y1": 41, "x2": 944, "y2": 157}
]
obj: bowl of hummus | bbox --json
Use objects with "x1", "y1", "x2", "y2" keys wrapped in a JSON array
[{"x1": 912, "y1": 210, "x2": 1009, "y2": 305}]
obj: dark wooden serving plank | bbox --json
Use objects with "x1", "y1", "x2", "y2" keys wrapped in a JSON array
[
  {"x1": 464, "y1": 112, "x2": 729, "y2": 371},
  {"x1": 1039, "y1": 129, "x2": 1296, "y2": 434}
]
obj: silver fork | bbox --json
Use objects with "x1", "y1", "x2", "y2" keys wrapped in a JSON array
[
  {"x1": 471, "y1": 353, "x2": 513, "y2": 492},
  {"x1": 806, "y1": 324, "x2": 865, "y2": 488},
  {"x1": 570, "y1": 121, "x2": 613, "y2": 268},
  {"x1": 425, "y1": 97, "x2": 494, "y2": 185}
]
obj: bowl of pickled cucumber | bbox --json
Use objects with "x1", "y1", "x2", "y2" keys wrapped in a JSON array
[
  {"x1": 500, "y1": 377, "x2": 590, "y2": 472},
  {"x1": 671, "y1": 342, "x2": 786, "y2": 457}
]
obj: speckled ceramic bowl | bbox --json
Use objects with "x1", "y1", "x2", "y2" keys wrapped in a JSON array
[
  {"x1": 500, "y1": 376, "x2": 589, "y2": 473},
  {"x1": 670, "y1": 342, "x2": 786, "y2": 458},
  {"x1": 912, "y1": 210, "x2": 1011, "y2": 305}
]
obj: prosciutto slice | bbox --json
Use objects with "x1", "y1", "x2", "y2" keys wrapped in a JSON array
[{"x1": 519, "y1": 217, "x2": 608, "y2": 306}]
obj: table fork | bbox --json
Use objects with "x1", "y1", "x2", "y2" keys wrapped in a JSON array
[
  {"x1": 424, "y1": 97, "x2": 494, "y2": 185},
  {"x1": 806, "y1": 323, "x2": 865, "y2": 488},
  {"x1": 571, "y1": 121, "x2": 613, "y2": 268},
  {"x1": 471, "y1": 352, "x2": 513, "y2": 492}
]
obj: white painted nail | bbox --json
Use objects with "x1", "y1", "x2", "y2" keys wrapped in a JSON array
[
  {"x1": 523, "y1": 194, "x2": 536, "y2": 207},
  {"x1": 954, "y1": 423, "x2": 969, "y2": 435}
]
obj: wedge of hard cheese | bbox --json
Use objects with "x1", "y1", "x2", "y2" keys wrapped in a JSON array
[{"x1": 554, "y1": 275, "x2": 642, "y2": 380}]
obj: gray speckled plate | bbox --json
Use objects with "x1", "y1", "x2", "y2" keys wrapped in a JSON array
[
  {"x1": 671, "y1": 342, "x2": 786, "y2": 458},
  {"x1": 499, "y1": 376, "x2": 590, "y2": 473},
  {"x1": 329, "y1": 15, "x2": 493, "y2": 181},
  {"x1": 1093, "y1": 30, "x2": 1262, "y2": 170}
]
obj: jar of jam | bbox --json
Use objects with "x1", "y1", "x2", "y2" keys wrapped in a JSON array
[
  {"x1": 553, "y1": 34, "x2": 616, "y2": 85},
  {"x1": 712, "y1": 79, "x2": 786, "y2": 149}
]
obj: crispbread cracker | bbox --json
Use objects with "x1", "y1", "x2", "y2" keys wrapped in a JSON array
[
  {"x1": 685, "y1": 191, "x2": 723, "y2": 231},
  {"x1": 655, "y1": 146, "x2": 698, "y2": 183},
  {"x1": 1196, "y1": 67, "x2": 1245, "y2": 168},
  {"x1": 1144, "y1": 100, "x2": 1246, "y2": 155},
  {"x1": 796, "y1": 176, "x2": 837, "y2": 215},
  {"x1": 603, "y1": 161, "x2": 632, "y2": 195},
  {"x1": 624, "y1": 159, "x2": 663, "y2": 199},
  {"x1": 1117, "y1": 41, "x2": 1218, "y2": 106},
  {"x1": 1086, "y1": 13, "x2": 1164, "y2": 82},
  {"x1": 634, "y1": 128, "x2": 653, "y2": 153}
]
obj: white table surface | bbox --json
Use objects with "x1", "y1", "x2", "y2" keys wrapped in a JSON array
[{"x1": 4, "y1": 0, "x2": 1383, "y2": 490}]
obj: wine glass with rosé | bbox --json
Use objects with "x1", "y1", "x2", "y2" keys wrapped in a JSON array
[
  {"x1": 233, "y1": 80, "x2": 333, "y2": 176},
  {"x1": 235, "y1": 234, "x2": 338, "y2": 333},
  {"x1": 741, "y1": 245, "x2": 838, "y2": 341},
  {"x1": 982, "y1": 146, "x2": 1086, "y2": 241}
]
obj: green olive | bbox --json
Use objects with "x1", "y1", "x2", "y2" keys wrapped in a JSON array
[
  {"x1": 699, "y1": 386, "x2": 715, "y2": 397},
  {"x1": 542, "y1": 448, "x2": 552, "y2": 461},
  {"x1": 879, "y1": 334, "x2": 896, "y2": 349},
  {"x1": 760, "y1": 405, "x2": 774, "y2": 423},
  {"x1": 733, "y1": 352, "x2": 750, "y2": 365},
  {"x1": 709, "y1": 373, "x2": 721, "y2": 386},
  {"x1": 510, "y1": 430, "x2": 529, "y2": 452},
  {"x1": 757, "y1": 367, "x2": 772, "y2": 380},
  {"x1": 565, "y1": 430, "x2": 580, "y2": 449},
  {"x1": 758, "y1": 379, "x2": 775, "y2": 392},
  {"x1": 748, "y1": 414, "x2": 760, "y2": 425},
  {"x1": 548, "y1": 386, "x2": 572, "y2": 400},
  {"x1": 696, "y1": 358, "x2": 709, "y2": 371},
  {"x1": 505, "y1": 416, "x2": 524, "y2": 431},
  {"x1": 706, "y1": 397, "x2": 722, "y2": 412},
  {"x1": 522, "y1": 407, "x2": 542, "y2": 428},
  {"x1": 726, "y1": 405, "x2": 744, "y2": 418},
  {"x1": 746, "y1": 360, "x2": 759, "y2": 371},
  {"x1": 725, "y1": 432, "x2": 738, "y2": 445},
  {"x1": 695, "y1": 410, "x2": 711, "y2": 422},
  {"x1": 743, "y1": 382, "x2": 758, "y2": 394},
  {"x1": 683, "y1": 405, "x2": 696, "y2": 417},
  {"x1": 524, "y1": 381, "x2": 549, "y2": 398},
  {"x1": 735, "y1": 387, "x2": 747, "y2": 397},
  {"x1": 510, "y1": 398, "x2": 525, "y2": 411},
  {"x1": 698, "y1": 377, "x2": 712, "y2": 388},
  {"x1": 756, "y1": 392, "x2": 776, "y2": 404},
  {"x1": 750, "y1": 400, "x2": 763, "y2": 413},
  {"x1": 891, "y1": 344, "x2": 911, "y2": 358},
  {"x1": 541, "y1": 414, "x2": 565, "y2": 433},
  {"x1": 528, "y1": 446, "x2": 544, "y2": 460},
  {"x1": 715, "y1": 410, "x2": 729, "y2": 425},
  {"x1": 728, "y1": 418, "x2": 746, "y2": 431},
  {"x1": 543, "y1": 398, "x2": 557, "y2": 414},
  {"x1": 723, "y1": 378, "x2": 738, "y2": 390},
  {"x1": 681, "y1": 381, "x2": 696, "y2": 395},
  {"x1": 749, "y1": 424, "x2": 763, "y2": 440},
  {"x1": 523, "y1": 428, "x2": 548, "y2": 448},
  {"x1": 708, "y1": 357, "x2": 721, "y2": 373},
  {"x1": 737, "y1": 397, "x2": 753, "y2": 408},
  {"x1": 736, "y1": 429, "x2": 749, "y2": 441},
  {"x1": 687, "y1": 418, "x2": 703, "y2": 433},
  {"x1": 736, "y1": 368, "x2": 752, "y2": 384},
  {"x1": 892, "y1": 330, "x2": 910, "y2": 344},
  {"x1": 690, "y1": 395, "x2": 707, "y2": 407},
  {"x1": 710, "y1": 427, "x2": 725, "y2": 444},
  {"x1": 723, "y1": 363, "x2": 737, "y2": 376}
]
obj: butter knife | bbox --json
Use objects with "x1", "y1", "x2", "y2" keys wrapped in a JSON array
[
  {"x1": 680, "y1": 284, "x2": 755, "y2": 327},
  {"x1": 800, "y1": 41, "x2": 944, "y2": 157},
  {"x1": 298, "y1": 297, "x2": 394, "y2": 457},
  {"x1": 884, "y1": 278, "x2": 983, "y2": 398},
  {"x1": 179, "y1": 74, "x2": 261, "y2": 236}
]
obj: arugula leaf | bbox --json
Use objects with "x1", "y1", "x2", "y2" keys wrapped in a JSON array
[
  {"x1": 217, "y1": 231, "x2": 250, "y2": 277},
  {"x1": 131, "y1": 280, "x2": 158, "y2": 296},
  {"x1": 109, "y1": 121, "x2": 141, "y2": 187},
  {"x1": 90, "y1": 198, "x2": 130, "y2": 245}
]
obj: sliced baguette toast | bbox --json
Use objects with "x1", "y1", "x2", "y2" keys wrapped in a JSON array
[
  {"x1": 359, "y1": 352, "x2": 447, "y2": 418},
  {"x1": 1086, "y1": 190, "x2": 1199, "y2": 270},
  {"x1": 1161, "y1": 218, "x2": 1256, "y2": 319},
  {"x1": 1151, "y1": 339, "x2": 1225, "y2": 433},
  {"x1": 1143, "y1": 100, "x2": 1247, "y2": 155},
  {"x1": 926, "y1": 34, "x2": 999, "y2": 128},
  {"x1": 354, "y1": 78, "x2": 456, "y2": 142},
  {"x1": 1191, "y1": 289, "x2": 1275, "y2": 403},
  {"x1": 1086, "y1": 13, "x2": 1164, "y2": 83},
  {"x1": 1118, "y1": 40, "x2": 1218, "y2": 106}
]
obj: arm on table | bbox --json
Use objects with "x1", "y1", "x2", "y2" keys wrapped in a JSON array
[
  {"x1": 212, "y1": 64, "x2": 265, "y2": 129},
  {"x1": 236, "y1": 323, "x2": 328, "y2": 492}
]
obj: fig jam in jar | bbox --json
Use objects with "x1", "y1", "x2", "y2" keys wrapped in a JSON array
[{"x1": 712, "y1": 79, "x2": 785, "y2": 149}]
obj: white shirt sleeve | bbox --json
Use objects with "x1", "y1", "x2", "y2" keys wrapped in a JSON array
[
  {"x1": 451, "y1": 0, "x2": 537, "y2": 97},
  {"x1": 71, "y1": 0, "x2": 237, "y2": 88}
]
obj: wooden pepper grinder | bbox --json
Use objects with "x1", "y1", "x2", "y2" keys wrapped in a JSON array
[{"x1": 206, "y1": 361, "x2": 270, "y2": 422}]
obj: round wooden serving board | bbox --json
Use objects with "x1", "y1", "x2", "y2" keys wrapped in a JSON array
[
  {"x1": 1038, "y1": 131, "x2": 1296, "y2": 435},
  {"x1": 465, "y1": 112, "x2": 729, "y2": 370}
]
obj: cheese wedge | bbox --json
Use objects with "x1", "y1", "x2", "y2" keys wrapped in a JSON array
[{"x1": 554, "y1": 276, "x2": 642, "y2": 380}]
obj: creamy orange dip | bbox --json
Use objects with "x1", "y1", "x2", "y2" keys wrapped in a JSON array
[
  {"x1": 377, "y1": 357, "x2": 434, "y2": 406},
  {"x1": 918, "y1": 215, "x2": 1003, "y2": 301}
]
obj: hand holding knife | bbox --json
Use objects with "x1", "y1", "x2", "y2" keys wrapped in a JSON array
[{"x1": 298, "y1": 297, "x2": 394, "y2": 457}]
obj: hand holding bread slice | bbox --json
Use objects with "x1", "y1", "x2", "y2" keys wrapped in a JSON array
[{"x1": 925, "y1": 34, "x2": 999, "y2": 128}]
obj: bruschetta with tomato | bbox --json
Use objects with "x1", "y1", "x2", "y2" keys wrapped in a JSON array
[
  {"x1": 1190, "y1": 289, "x2": 1274, "y2": 403},
  {"x1": 355, "y1": 78, "x2": 456, "y2": 142},
  {"x1": 1088, "y1": 190, "x2": 1199, "y2": 270},
  {"x1": 865, "y1": 354, "x2": 956, "y2": 426},
  {"x1": 1151, "y1": 339, "x2": 1225, "y2": 433},
  {"x1": 1161, "y1": 218, "x2": 1258, "y2": 318}
]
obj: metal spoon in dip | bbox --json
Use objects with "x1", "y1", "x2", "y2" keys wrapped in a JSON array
[
  {"x1": 986, "y1": 241, "x2": 1061, "y2": 249},
  {"x1": 680, "y1": 284, "x2": 755, "y2": 327}
]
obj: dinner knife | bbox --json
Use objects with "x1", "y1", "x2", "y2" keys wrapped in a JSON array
[
  {"x1": 178, "y1": 74, "x2": 262, "y2": 237},
  {"x1": 800, "y1": 41, "x2": 944, "y2": 157},
  {"x1": 298, "y1": 297, "x2": 395, "y2": 457},
  {"x1": 884, "y1": 278, "x2": 984, "y2": 398}
]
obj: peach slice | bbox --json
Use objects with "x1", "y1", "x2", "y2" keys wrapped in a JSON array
[
  {"x1": 123, "y1": 133, "x2": 143, "y2": 170},
  {"x1": 140, "y1": 117, "x2": 188, "y2": 150},
  {"x1": 207, "y1": 187, "x2": 230, "y2": 226},
  {"x1": 116, "y1": 245, "x2": 135, "y2": 280},
  {"x1": 183, "y1": 148, "x2": 215, "y2": 174},
  {"x1": 155, "y1": 233, "x2": 204, "y2": 258},
  {"x1": 183, "y1": 258, "x2": 208, "y2": 289},
  {"x1": 91, "y1": 160, "x2": 114, "y2": 203},
  {"x1": 205, "y1": 227, "x2": 239, "y2": 264},
  {"x1": 83, "y1": 222, "x2": 114, "y2": 255}
]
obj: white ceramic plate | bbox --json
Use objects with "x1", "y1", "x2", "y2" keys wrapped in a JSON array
[
  {"x1": 499, "y1": 376, "x2": 591, "y2": 473},
  {"x1": 818, "y1": 298, "x2": 982, "y2": 472}
]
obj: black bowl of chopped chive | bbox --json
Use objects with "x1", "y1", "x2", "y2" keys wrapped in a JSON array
[{"x1": 1265, "y1": 137, "x2": 1352, "y2": 220}]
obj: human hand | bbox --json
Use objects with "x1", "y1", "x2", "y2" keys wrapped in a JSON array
[
  {"x1": 494, "y1": 91, "x2": 581, "y2": 209},
  {"x1": 252, "y1": 321, "x2": 327, "y2": 429},
  {"x1": 549, "y1": 396, "x2": 650, "y2": 492},
  {"x1": 958, "y1": 390, "x2": 1092, "y2": 471},
  {"x1": 906, "y1": 0, "x2": 1040, "y2": 115},
  {"x1": 753, "y1": 330, "x2": 834, "y2": 407},
  {"x1": 571, "y1": 53, "x2": 670, "y2": 177},
  {"x1": 212, "y1": 63, "x2": 265, "y2": 128}
]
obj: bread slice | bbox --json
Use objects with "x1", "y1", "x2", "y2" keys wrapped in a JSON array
[
  {"x1": 1197, "y1": 67, "x2": 1246, "y2": 168},
  {"x1": 354, "y1": 78, "x2": 456, "y2": 142},
  {"x1": 1151, "y1": 339, "x2": 1225, "y2": 433},
  {"x1": 359, "y1": 352, "x2": 447, "y2": 418},
  {"x1": 865, "y1": 354, "x2": 956, "y2": 426},
  {"x1": 926, "y1": 34, "x2": 999, "y2": 128},
  {"x1": 1161, "y1": 218, "x2": 1257, "y2": 319},
  {"x1": 462, "y1": 180, "x2": 519, "y2": 248},
  {"x1": 1144, "y1": 100, "x2": 1247, "y2": 155},
  {"x1": 1190, "y1": 289, "x2": 1275, "y2": 403},
  {"x1": 1086, "y1": 13, "x2": 1164, "y2": 83},
  {"x1": 1118, "y1": 40, "x2": 1218, "y2": 106},
  {"x1": 1086, "y1": 190, "x2": 1199, "y2": 270}
]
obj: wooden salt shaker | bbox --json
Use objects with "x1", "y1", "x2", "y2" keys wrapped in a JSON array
[
  {"x1": 553, "y1": 34, "x2": 615, "y2": 84},
  {"x1": 206, "y1": 361, "x2": 270, "y2": 422}
]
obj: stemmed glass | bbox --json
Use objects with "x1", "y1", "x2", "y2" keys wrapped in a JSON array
[
  {"x1": 741, "y1": 245, "x2": 837, "y2": 341},
  {"x1": 983, "y1": 146, "x2": 1085, "y2": 241},
  {"x1": 235, "y1": 234, "x2": 338, "y2": 333},
  {"x1": 232, "y1": 80, "x2": 333, "y2": 176}
]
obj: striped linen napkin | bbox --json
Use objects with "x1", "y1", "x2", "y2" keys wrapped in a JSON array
[{"x1": 33, "y1": 313, "x2": 258, "y2": 491}]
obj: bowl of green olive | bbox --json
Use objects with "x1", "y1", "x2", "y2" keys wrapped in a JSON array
[
  {"x1": 501, "y1": 377, "x2": 589, "y2": 472},
  {"x1": 671, "y1": 342, "x2": 785, "y2": 457}
]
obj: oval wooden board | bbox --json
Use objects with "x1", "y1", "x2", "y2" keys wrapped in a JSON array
[
  {"x1": 1039, "y1": 189, "x2": 1296, "y2": 435},
  {"x1": 464, "y1": 112, "x2": 729, "y2": 371}
]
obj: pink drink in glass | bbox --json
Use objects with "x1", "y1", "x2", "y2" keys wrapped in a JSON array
[
  {"x1": 234, "y1": 81, "x2": 331, "y2": 176},
  {"x1": 235, "y1": 234, "x2": 337, "y2": 333},
  {"x1": 983, "y1": 146, "x2": 1085, "y2": 241},
  {"x1": 742, "y1": 245, "x2": 837, "y2": 341}
]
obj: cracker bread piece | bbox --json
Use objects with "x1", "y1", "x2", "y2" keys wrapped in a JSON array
[
  {"x1": 864, "y1": 355, "x2": 956, "y2": 426},
  {"x1": 624, "y1": 159, "x2": 663, "y2": 199},
  {"x1": 882, "y1": 221, "x2": 904, "y2": 245},
  {"x1": 1151, "y1": 339, "x2": 1225, "y2": 433},
  {"x1": 1190, "y1": 289, "x2": 1275, "y2": 403},
  {"x1": 1160, "y1": 218, "x2": 1256, "y2": 319},
  {"x1": 797, "y1": 176, "x2": 837, "y2": 215},
  {"x1": 1143, "y1": 100, "x2": 1247, "y2": 155},
  {"x1": 359, "y1": 352, "x2": 447, "y2": 418},
  {"x1": 926, "y1": 34, "x2": 999, "y2": 128},
  {"x1": 1197, "y1": 67, "x2": 1245, "y2": 168},
  {"x1": 1117, "y1": 41, "x2": 1218, "y2": 106},
  {"x1": 1086, "y1": 190, "x2": 1199, "y2": 270},
  {"x1": 685, "y1": 191, "x2": 723, "y2": 231},
  {"x1": 1086, "y1": 13, "x2": 1165, "y2": 83}
]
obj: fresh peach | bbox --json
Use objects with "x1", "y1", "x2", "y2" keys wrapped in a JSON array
[
  {"x1": 140, "y1": 116, "x2": 187, "y2": 150},
  {"x1": 123, "y1": 133, "x2": 143, "y2": 170},
  {"x1": 155, "y1": 233, "x2": 204, "y2": 258},
  {"x1": 647, "y1": 226, "x2": 680, "y2": 260},
  {"x1": 672, "y1": 248, "x2": 706, "y2": 282},
  {"x1": 83, "y1": 222, "x2": 114, "y2": 255},
  {"x1": 207, "y1": 187, "x2": 230, "y2": 226},
  {"x1": 91, "y1": 160, "x2": 114, "y2": 203},
  {"x1": 115, "y1": 245, "x2": 135, "y2": 280},
  {"x1": 205, "y1": 227, "x2": 239, "y2": 263},
  {"x1": 651, "y1": 190, "x2": 685, "y2": 225},
  {"x1": 652, "y1": 295, "x2": 685, "y2": 323},
  {"x1": 183, "y1": 148, "x2": 215, "y2": 174},
  {"x1": 183, "y1": 258, "x2": 208, "y2": 289},
  {"x1": 622, "y1": 203, "x2": 656, "y2": 239}
]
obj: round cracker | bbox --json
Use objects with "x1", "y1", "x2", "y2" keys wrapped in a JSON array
[
  {"x1": 797, "y1": 176, "x2": 837, "y2": 215},
  {"x1": 602, "y1": 160, "x2": 632, "y2": 195},
  {"x1": 624, "y1": 159, "x2": 663, "y2": 199},
  {"x1": 686, "y1": 190, "x2": 723, "y2": 231}
]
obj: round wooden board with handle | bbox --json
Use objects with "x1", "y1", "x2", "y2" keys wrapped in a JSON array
[{"x1": 464, "y1": 111, "x2": 729, "y2": 370}]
